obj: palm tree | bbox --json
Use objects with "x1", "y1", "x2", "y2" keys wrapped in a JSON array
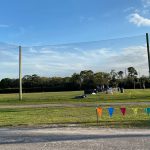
[
  {"x1": 110, "y1": 70, "x2": 118, "y2": 87},
  {"x1": 127, "y1": 67, "x2": 138, "y2": 89}
]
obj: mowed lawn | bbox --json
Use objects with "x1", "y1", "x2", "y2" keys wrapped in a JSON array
[
  {"x1": 0, "y1": 105, "x2": 149, "y2": 128},
  {"x1": 0, "y1": 89, "x2": 150, "y2": 105},
  {"x1": 0, "y1": 89, "x2": 150, "y2": 128}
]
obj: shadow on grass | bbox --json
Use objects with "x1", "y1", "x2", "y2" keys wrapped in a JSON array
[{"x1": 0, "y1": 109, "x2": 23, "y2": 113}]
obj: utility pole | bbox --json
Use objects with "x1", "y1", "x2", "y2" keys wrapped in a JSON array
[
  {"x1": 19, "y1": 46, "x2": 22, "y2": 100},
  {"x1": 146, "y1": 33, "x2": 150, "y2": 78},
  {"x1": 125, "y1": 68, "x2": 127, "y2": 78}
]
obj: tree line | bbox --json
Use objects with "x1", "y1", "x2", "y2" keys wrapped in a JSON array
[{"x1": 0, "y1": 67, "x2": 150, "y2": 93}]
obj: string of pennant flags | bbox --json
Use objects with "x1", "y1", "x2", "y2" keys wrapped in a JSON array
[{"x1": 96, "y1": 107, "x2": 150, "y2": 117}]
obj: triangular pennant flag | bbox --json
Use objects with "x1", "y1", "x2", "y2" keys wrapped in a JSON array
[
  {"x1": 97, "y1": 107, "x2": 103, "y2": 117},
  {"x1": 145, "y1": 108, "x2": 150, "y2": 115},
  {"x1": 120, "y1": 107, "x2": 126, "y2": 116},
  {"x1": 108, "y1": 107, "x2": 114, "y2": 117},
  {"x1": 132, "y1": 108, "x2": 138, "y2": 115}
]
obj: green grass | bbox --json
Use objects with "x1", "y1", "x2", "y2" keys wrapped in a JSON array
[
  {"x1": 0, "y1": 91, "x2": 82, "y2": 105},
  {"x1": 0, "y1": 89, "x2": 150, "y2": 128},
  {"x1": 0, "y1": 89, "x2": 150, "y2": 105},
  {"x1": 0, "y1": 105, "x2": 149, "y2": 128}
]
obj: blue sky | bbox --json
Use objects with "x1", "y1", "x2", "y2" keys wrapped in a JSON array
[
  {"x1": 0, "y1": 0, "x2": 150, "y2": 78},
  {"x1": 0, "y1": 0, "x2": 150, "y2": 45}
]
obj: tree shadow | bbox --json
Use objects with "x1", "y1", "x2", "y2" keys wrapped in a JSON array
[{"x1": 0, "y1": 109, "x2": 23, "y2": 112}]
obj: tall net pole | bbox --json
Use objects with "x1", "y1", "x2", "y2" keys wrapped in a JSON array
[
  {"x1": 19, "y1": 46, "x2": 22, "y2": 100},
  {"x1": 146, "y1": 33, "x2": 150, "y2": 78}
]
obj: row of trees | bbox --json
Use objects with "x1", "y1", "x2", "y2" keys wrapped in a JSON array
[{"x1": 0, "y1": 67, "x2": 150, "y2": 93}]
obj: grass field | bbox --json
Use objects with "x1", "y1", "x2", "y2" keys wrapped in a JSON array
[
  {"x1": 0, "y1": 89, "x2": 150, "y2": 128},
  {"x1": 0, "y1": 89, "x2": 150, "y2": 105}
]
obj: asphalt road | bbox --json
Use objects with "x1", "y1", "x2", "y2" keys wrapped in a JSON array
[{"x1": 0, "y1": 127, "x2": 150, "y2": 150}]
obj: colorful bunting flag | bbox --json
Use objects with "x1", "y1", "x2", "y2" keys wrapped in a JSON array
[
  {"x1": 108, "y1": 107, "x2": 114, "y2": 117},
  {"x1": 95, "y1": 107, "x2": 150, "y2": 118},
  {"x1": 120, "y1": 107, "x2": 126, "y2": 116},
  {"x1": 145, "y1": 108, "x2": 150, "y2": 115},
  {"x1": 97, "y1": 107, "x2": 103, "y2": 117},
  {"x1": 132, "y1": 108, "x2": 138, "y2": 115}
]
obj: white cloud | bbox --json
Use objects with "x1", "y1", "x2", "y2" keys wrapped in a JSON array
[
  {"x1": 21, "y1": 45, "x2": 148, "y2": 77},
  {"x1": 108, "y1": 46, "x2": 148, "y2": 68},
  {"x1": 142, "y1": 0, "x2": 150, "y2": 7},
  {"x1": 0, "y1": 43, "x2": 149, "y2": 79},
  {"x1": 5, "y1": 47, "x2": 109, "y2": 77},
  {"x1": 28, "y1": 48, "x2": 38, "y2": 53},
  {"x1": 128, "y1": 13, "x2": 150, "y2": 26},
  {"x1": 123, "y1": 7, "x2": 135, "y2": 13},
  {"x1": 125, "y1": 0, "x2": 150, "y2": 25}
]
